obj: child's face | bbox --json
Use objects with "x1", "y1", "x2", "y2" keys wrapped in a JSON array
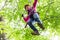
[{"x1": 25, "y1": 6, "x2": 31, "y2": 10}]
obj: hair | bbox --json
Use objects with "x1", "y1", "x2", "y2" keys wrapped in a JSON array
[{"x1": 24, "y1": 4, "x2": 30, "y2": 9}]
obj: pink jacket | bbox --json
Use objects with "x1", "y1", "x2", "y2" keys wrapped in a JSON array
[{"x1": 23, "y1": 0, "x2": 38, "y2": 22}]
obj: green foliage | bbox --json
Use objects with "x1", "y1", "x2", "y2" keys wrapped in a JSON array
[{"x1": 0, "y1": 0, "x2": 60, "y2": 40}]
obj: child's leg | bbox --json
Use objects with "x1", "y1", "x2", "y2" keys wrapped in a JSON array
[
  {"x1": 27, "y1": 19, "x2": 39, "y2": 35},
  {"x1": 35, "y1": 19, "x2": 45, "y2": 30},
  {"x1": 33, "y1": 13, "x2": 45, "y2": 30}
]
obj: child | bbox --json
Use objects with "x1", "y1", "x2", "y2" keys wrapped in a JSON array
[{"x1": 22, "y1": 0, "x2": 45, "y2": 35}]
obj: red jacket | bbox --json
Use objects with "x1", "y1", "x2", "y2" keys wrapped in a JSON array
[{"x1": 23, "y1": 0, "x2": 38, "y2": 22}]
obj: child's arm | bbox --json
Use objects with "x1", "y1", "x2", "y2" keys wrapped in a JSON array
[
  {"x1": 27, "y1": 0, "x2": 38, "y2": 17},
  {"x1": 22, "y1": 14, "x2": 28, "y2": 28},
  {"x1": 23, "y1": 16, "x2": 30, "y2": 22},
  {"x1": 33, "y1": 0, "x2": 38, "y2": 10},
  {"x1": 22, "y1": 14, "x2": 29, "y2": 22}
]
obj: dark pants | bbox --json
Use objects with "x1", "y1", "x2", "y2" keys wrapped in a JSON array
[{"x1": 27, "y1": 13, "x2": 44, "y2": 31}]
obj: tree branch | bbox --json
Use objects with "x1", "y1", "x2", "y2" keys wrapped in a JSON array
[{"x1": 42, "y1": 1, "x2": 54, "y2": 9}]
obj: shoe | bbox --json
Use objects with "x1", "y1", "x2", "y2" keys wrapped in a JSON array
[
  {"x1": 42, "y1": 27, "x2": 45, "y2": 30},
  {"x1": 37, "y1": 23, "x2": 45, "y2": 30},
  {"x1": 31, "y1": 31, "x2": 40, "y2": 35}
]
